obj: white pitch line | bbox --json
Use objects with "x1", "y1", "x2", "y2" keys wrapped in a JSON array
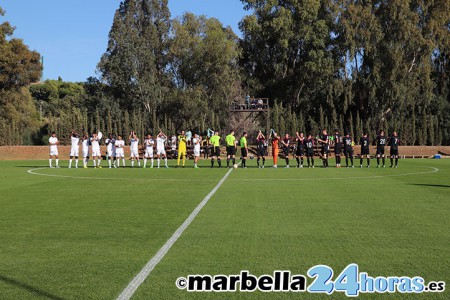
[
  {"x1": 229, "y1": 167, "x2": 439, "y2": 181},
  {"x1": 116, "y1": 167, "x2": 234, "y2": 300},
  {"x1": 26, "y1": 168, "x2": 216, "y2": 182},
  {"x1": 27, "y1": 166, "x2": 439, "y2": 182}
]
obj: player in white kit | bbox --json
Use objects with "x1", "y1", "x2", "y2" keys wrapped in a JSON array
[
  {"x1": 105, "y1": 133, "x2": 116, "y2": 168},
  {"x1": 193, "y1": 134, "x2": 201, "y2": 168},
  {"x1": 82, "y1": 132, "x2": 90, "y2": 168},
  {"x1": 143, "y1": 134, "x2": 155, "y2": 168},
  {"x1": 156, "y1": 131, "x2": 169, "y2": 168},
  {"x1": 114, "y1": 135, "x2": 126, "y2": 167},
  {"x1": 69, "y1": 130, "x2": 80, "y2": 168},
  {"x1": 91, "y1": 133, "x2": 102, "y2": 168},
  {"x1": 129, "y1": 131, "x2": 140, "y2": 167},
  {"x1": 48, "y1": 131, "x2": 60, "y2": 168}
]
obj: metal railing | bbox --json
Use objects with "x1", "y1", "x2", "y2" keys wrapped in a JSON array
[{"x1": 230, "y1": 98, "x2": 269, "y2": 111}]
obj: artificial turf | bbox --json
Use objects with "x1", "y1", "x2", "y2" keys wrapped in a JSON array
[{"x1": 0, "y1": 159, "x2": 449, "y2": 299}]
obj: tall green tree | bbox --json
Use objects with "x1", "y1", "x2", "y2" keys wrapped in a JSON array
[
  {"x1": 168, "y1": 13, "x2": 241, "y2": 129},
  {"x1": 335, "y1": 0, "x2": 450, "y2": 139},
  {"x1": 98, "y1": 0, "x2": 171, "y2": 122},
  {"x1": 0, "y1": 6, "x2": 42, "y2": 145},
  {"x1": 239, "y1": 0, "x2": 338, "y2": 113}
]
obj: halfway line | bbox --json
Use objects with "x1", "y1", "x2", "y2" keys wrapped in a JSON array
[{"x1": 116, "y1": 167, "x2": 234, "y2": 300}]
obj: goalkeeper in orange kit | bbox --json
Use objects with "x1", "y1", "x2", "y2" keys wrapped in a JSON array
[{"x1": 269, "y1": 129, "x2": 280, "y2": 168}]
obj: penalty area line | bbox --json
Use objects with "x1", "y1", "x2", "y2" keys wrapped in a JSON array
[{"x1": 116, "y1": 167, "x2": 234, "y2": 300}]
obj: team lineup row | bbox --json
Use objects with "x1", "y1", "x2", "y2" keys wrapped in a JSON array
[{"x1": 47, "y1": 128, "x2": 401, "y2": 169}]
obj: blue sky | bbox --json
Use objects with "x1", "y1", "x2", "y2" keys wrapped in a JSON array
[{"x1": 2, "y1": 0, "x2": 247, "y2": 82}]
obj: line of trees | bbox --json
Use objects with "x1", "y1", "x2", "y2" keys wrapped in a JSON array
[
  {"x1": 0, "y1": 1, "x2": 449, "y2": 146},
  {"x1": 0, "y1": 6, "x2": 42, "y2": 145},
  {"x1": 242, "y1": 0, "x2": 450, "y2": 146}
]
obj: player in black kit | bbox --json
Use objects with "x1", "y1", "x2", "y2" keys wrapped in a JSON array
[
  {"x1": 333, "y1": 129, "x2": 342, "y2": 168},
  {"x1": 305, "y1": 134, "x2": 315, "y2": 168},
  {"x1": 359, "y1": 132, "x2": 370, "y2": 168},
  {"x1": 256, "y1": 130, "x2": 266, "y2": 168},
  {"x1": 389, "y1": 131, "x2": 400, "y2": 168},
  {"x1": 281, "y1": 133, "x2": 291, "y2": 168},
  {"x1": 317, "y1": 129, "x2": 330, "y2": 168},
  {"x1": 295, "y1": 132, "x2": 306, "y2": 168},
  {"x1": 376, "y1": 130, "x2": 387, "y2": 168},
  {"x1": 343, "y1": 132, "x2": 354, "y2": 168}
]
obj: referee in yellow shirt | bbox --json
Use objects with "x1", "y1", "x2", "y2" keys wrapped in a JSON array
[
  {"x1": 225, "y1": 130, "x2": 237, "y2": 168},
  {"x1": 240, "y1": 132, "x2": 248, "y2": 168},
  {"x1": 177, "y1": 130, "x2": 187, "y2": 168},
  {"x1": 209, "y1": 131, "x2": 221, "y2": 168}
]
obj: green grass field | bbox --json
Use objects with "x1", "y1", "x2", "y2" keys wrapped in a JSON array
[{"x1": 0, "y1": 159, "x2": 449, "y2": 299}]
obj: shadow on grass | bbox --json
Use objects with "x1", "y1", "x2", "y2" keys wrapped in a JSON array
[
  {"x1": 0, "y1": 275, "x2": 66, "y2": 300},
  {"x1": 409, "y1": 183, "x2": 450, "y2": 188}
]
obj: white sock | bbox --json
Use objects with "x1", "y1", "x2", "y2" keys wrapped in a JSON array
[
  {"x1": 122, "y1": 158, "x2": 125, "y2": 167},
  {"x1": 49, "y1": 158, "x2": 52, "y2": 167},
  {"x1": 109, "y1": 160, "x2": 112, "y2": 167},
  {"x1": 137, "y1": 159, "x2": 140, "y2": 167},
  {"x1": 97, "y1": 158, "x2": 101, "y2": 166},
  {"x1": 164, "y1": 158, "x2": 168, "y2": 167},
  {"x1": 144, "y1": 159, "x2": 147, "y2": 167},
  {"x1": 69, "y1": 159, "x2": 72, "y2": 168},
  {"x1": 56, "y1": 159, "x2": 59, "y2": 166},
  {"x1": 117, "y1": 159, "x2": 120, "y2": 167},
  {"x1": 157, "y1": 158, "x2": 160, "y2": 167},
  {"x1": 93, "y1": 160, "x2": 97, "y2": 167},
  {"x1": 131, "y1": 160, "x2": 134, "y2": 167},
  {"x1": 75, "y1": 160, "x2": 78, "y2": 168},
  {"x1": 151, "y1": 158, "x2": 154, "y2": 167}
]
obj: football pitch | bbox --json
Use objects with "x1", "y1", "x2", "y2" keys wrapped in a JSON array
[{"x1": 0, "y1": 159, "x2": 449, "y2": 299}]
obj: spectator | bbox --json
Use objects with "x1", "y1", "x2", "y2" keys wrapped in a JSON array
[
  {"x1": 257, "y1": 99, "x2": 263, "y2": 109},
  {"x1": 171, "y1": 134, "x2": 177, "y2": 158},
  {"x1": 245, "y1": 94, "x2": 250, "y2": 109},
  {"x1": 186, "y1": 130, "x2": 192, "y2": 147}
]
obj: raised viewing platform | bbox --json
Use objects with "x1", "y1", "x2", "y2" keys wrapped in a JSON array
[{"x1": 230, "y1": 98, "x2": 269, "y2": 112}]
